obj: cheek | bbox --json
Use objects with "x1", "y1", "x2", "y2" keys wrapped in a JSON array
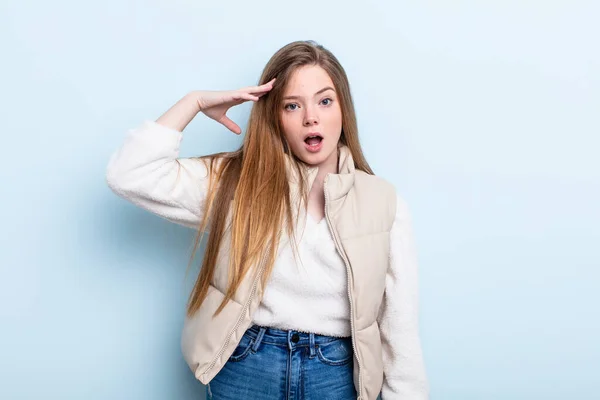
[
  {"x1": 324, "y1": 108, "x2": 343, "y2": 133},
  {"x1": 280, "y1": 115, "x2": 300, "y2": 144}
]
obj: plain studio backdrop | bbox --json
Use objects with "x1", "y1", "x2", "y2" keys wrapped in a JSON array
[{"x1": 1, "y1": 1, "x2": 598, "y2": 399}]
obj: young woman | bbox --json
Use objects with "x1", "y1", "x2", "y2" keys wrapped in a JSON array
[{"x1": 106, "y1": 40, "x2": 428, "y2": 400}]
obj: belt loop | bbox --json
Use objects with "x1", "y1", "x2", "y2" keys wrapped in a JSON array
[
  {"x1": 309, "y1": 333, "x2": 316, "y2": 358},
  {"x1": 252, "y1": 326, "x2": 266, "y2": 352},
  {"x1": 287, "y1": 329, "x2": 296, "y2": 351}
]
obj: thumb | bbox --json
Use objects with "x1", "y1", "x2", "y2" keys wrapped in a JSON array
[{"x1": 219, "y1": 115, "x2": 242, "y2": 135}]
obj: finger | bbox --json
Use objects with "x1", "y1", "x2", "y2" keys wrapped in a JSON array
[
  {"x1": 241, "y1": 78, "x2": 276, "y2": 94},
  {"x1": 241, "y1": 80, "x2": 273, "y2": 92},
  {"x1": 262, "y1": 77, "x2": 276, "y2": 87},
  {"x1": 231, "y1": 91, "x2": 260, "y2": 102},
  {"x1": 239, "y1": 93, "x2": 260, "y2": 102},
  {"x1": 219, "y1": 115, "x2": 242, "y2": 135},
  {"x1": 247, "y1": 87, "x2": 273, "y2": 97}
]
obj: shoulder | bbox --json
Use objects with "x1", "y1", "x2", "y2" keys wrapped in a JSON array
[
  {"x1": 353, "y1": 171, "x2": 399, "y2": 226},
  {"x1": 354, "y1": 170, "x2": 397, "y2": 198},
  {"x1": 354, "y1": 172, "x2": 414, "y2": 223}
]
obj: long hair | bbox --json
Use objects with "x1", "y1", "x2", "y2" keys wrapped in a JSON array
[{"x1": 186, "y1": 40, "x2": 374, "y2": 317}]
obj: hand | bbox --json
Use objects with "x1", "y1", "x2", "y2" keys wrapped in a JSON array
[{"x1": 195, "y1": 78, "x2": 276, "y2": 134}]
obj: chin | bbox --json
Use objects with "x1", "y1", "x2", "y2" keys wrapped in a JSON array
[
  {"x1": 302, "y1": 156, "x2": 326, "y2": 166},
  {"x1": 298, "y1": 147, "x2": 335, "y2": 167}
]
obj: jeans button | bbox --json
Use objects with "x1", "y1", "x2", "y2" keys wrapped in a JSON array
[{"x1": 291, "y1": 333, "x2": 300, "y2": 343}]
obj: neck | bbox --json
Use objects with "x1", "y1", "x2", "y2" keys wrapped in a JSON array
[{"x1": 315, "y1": 147, "x2": 339, "y2": 184}]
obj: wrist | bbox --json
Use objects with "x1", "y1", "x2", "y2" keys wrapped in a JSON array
[{"x1": 188, "y1": 90, "x2": 204, "y2": 112}]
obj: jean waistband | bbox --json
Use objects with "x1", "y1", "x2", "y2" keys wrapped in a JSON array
[{"x1": 245, "y1": 324, "x2": 350, "y2": 351}]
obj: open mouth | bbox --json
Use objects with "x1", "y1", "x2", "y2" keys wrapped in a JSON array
[
  {"x1": 304, "y1": 134, "x2": 324, "y2": 153},
  {"x1": 304, "y1": 134, "x2": 323, "y2": 146}
]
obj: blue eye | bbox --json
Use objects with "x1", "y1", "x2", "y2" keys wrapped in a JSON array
[
  {"x1": 321, "y1": 98, "x2": 333, "y2": 106},
  {"x1": 284, "y1": 103, "x2": 298, "y2": 111}
]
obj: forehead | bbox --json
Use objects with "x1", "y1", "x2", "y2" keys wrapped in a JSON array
[{"x1": 283, "y1": 65, "x2": 335, "y2": 95}]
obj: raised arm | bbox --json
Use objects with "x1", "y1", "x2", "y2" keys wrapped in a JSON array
[
  {"x1": 106, "y1": 80, "x2": 276, "y2": 229},
  {"x1": 106, "y1": 118, "x2": 213, "y2": 229}
]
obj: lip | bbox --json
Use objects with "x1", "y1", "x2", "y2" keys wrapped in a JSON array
[
  {"x1": 304, "y1": 140, "x2": 323, "y2": 153},
  {"x1": 303, "y1": 133, "x2": 324, "y2": 153},
  {"x1": 303, "y1": 132, "x2": 323, "y2": 141}
]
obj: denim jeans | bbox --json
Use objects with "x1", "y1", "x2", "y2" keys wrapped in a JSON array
[{"x1": 206, "y1": 324, "x2": 362, "y2": 399}]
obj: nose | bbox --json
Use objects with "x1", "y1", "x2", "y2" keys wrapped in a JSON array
[{"x1": 303, "y1": 110, "x2": 318, "y2": 126}]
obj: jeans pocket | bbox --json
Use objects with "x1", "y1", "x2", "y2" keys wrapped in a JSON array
[
  {"x1": 316, "y1": 338, "x2": 353, "y2": 366},
  {"x1": 228, "y1": 334, "x2": 255, "y2": 362}
]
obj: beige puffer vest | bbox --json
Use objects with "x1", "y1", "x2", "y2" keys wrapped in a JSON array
[{"x1": 181, "y1": 146, "x2": 397, "y2": 400}]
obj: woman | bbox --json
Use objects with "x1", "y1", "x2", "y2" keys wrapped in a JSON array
[{"x1": 106, "y1": 40, "x2": 428, "y2": 400}]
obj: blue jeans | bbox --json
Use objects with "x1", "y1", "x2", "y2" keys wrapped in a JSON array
[{"x1": 206, "y1": 324, "x2": 359, "y2": 399}]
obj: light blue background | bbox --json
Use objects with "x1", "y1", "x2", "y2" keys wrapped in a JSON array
[{"x1": 1, "y1": 1, "x2": 598, "y2": 399}]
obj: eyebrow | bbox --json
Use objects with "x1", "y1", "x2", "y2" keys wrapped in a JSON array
[{"x1": 282, "y1": 86, "x2": 335, "y2": 100}]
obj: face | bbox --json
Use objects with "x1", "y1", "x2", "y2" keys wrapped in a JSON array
[{"x1": 279, "y1": 65, "x2": 343, "y2": 171}]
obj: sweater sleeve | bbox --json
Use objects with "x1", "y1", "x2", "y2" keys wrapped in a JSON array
[
  {"x1": 377, "y1": 194, "x2": 429, "y2": 399},
  {"x1": 105, "y1": 120, "x2": 216, "y2": 230}
]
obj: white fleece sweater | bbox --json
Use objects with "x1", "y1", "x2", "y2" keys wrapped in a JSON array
[
  {"x1": 253, "y1": 213, "x2": 352, "y2": 337},
  {"x1": 105, "y1": 120, "x2": 429, "y2": 399}
]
